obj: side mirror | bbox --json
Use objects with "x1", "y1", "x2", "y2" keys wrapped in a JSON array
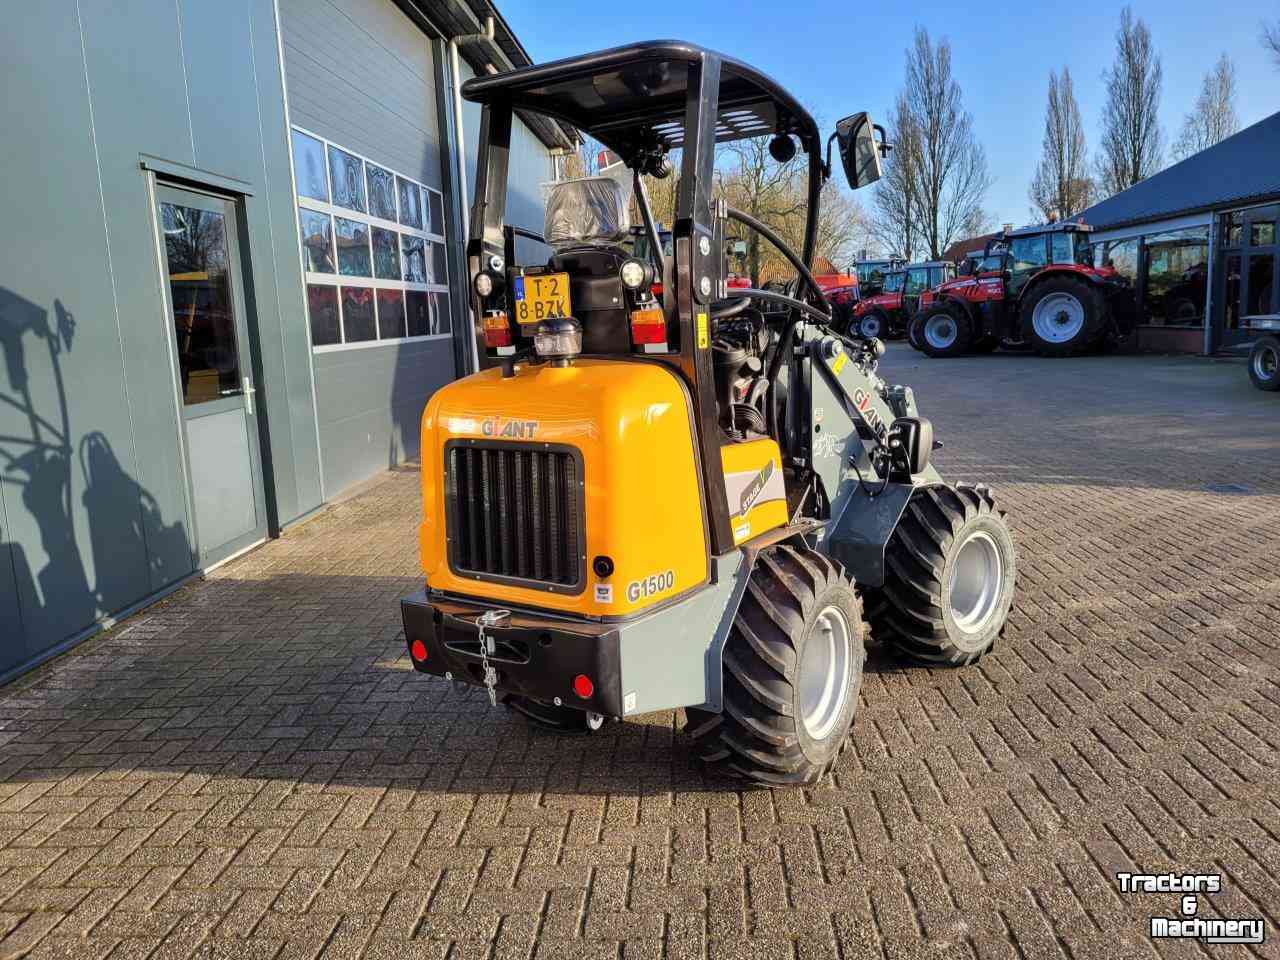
[{"x1": 835, "y1": 113, "x2": 883, "y2": 190}]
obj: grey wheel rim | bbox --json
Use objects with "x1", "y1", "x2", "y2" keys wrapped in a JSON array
[
  {"x1": 1032, "y1": 292, "x2": 1085, "y2": 343},
  {"x1": 860, "y1": 315, "x2": 882, "y2": 338},
  {"x1": 924, "y1": 313, "x2": 958, "y2": 350},
  {"x1": 948, "y1": 530, "x2": 1003, "y2": 634},
  {"x1": 798, "y1": 605, "x2": 853, "y2": 741},
  {"x1": 1254, "y1": 343, "x2": 1279, "y2": 382}
]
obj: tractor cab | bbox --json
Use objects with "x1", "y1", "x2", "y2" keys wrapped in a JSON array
[{"x1": 400, "y1": 40, "x2": 1018, "y2": 785}]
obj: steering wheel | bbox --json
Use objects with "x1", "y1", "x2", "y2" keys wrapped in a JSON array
[{"x1": 710, "y1": 296, "x2": 752, "y2": 320}]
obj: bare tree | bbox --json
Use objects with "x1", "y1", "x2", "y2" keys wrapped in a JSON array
[
  {"x1": 1172, "y1": 54, "x2": 1239, "y2": 161},
  {"x1": 892, "y1": 27, "x2": 992, "y2": 260},
  {"x1": 1029, "y1": 68, "x2": 1092, "y2": 221},
  {"x1": 1265, "y1": 18, "x2": 1280, "y2": 67},
  {"x1": 715, "y1": 137, "x2": 808, "y2": 285},
  {"x1": 871, "y1": 94, "x2": 921, "y2": 260},
  {"x1": 1096, "y1": 7, "x2": 1164, "y2": 196}
]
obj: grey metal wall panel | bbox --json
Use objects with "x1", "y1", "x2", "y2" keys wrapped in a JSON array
[
  {"x1": 1, "y1": 1, "x2": 160, "y2": 671},
  {"x1": 312, "y1": 339, "x2": 453, "y2": 494},
  {"x1": 279, "y1": 0, "x2": 443, "y2": 187},
  {"x1": 1, "y1": 0, "x2": 322, "y2": 676}
]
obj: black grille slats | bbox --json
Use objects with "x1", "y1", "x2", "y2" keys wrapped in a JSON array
[{"x1": 446, "y1": 443, "x2": 583, "y2": 590}]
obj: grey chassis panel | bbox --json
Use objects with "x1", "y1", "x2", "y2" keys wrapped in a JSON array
[
  {"x1": 617, "y1": 551, "x2": 747, "y2": 715},
  {"x1": 803, "y1": 327, "x2": 942, "y2": 587}
]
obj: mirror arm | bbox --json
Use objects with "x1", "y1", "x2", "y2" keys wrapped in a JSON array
[
  {"x1": 873, "y1": 124, "x2": 893, "y2": 158},
  {"x1": 822, "y1": 131, "x2": 838, "y2": 181}
]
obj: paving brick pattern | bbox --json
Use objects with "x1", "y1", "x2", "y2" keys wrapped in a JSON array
[{"x1": 1, "y1": 347, "x2": 1278, "y2": 960}]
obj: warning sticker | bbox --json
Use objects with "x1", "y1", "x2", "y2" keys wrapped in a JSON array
[
  {"x1": 697, "y1": 311, "x2": 709, "y2": 349},
  {"x1": 831, "y1": 352, "x2": 848, "y2": 375},
  {"x1": 594, "y1": 583, "x2": 613, "y2": 604}
]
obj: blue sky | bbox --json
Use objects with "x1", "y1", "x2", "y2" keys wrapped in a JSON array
[{"x1": 501, "y1": 0, "x2": 1279, "y2": 229}]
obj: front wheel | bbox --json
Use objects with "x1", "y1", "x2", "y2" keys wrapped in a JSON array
[
  {"x1": 857, "y1": 310, "x2": 887, "y2": 340},
  {"x1": 866, "y1": 484, "x2": 1016, "y2": 666},
  {"x1": 914, "y1": 305, "x2": 973, "y2": 358},
  {"x1": 686, "y1": 544, "x2": 865, "y2": 785},
  {"x1": 1021, "y1": 277, "x2": 1106, "y2": 356},
  {"x1": 1249, "y1": 335, "x2": 1280, "y2": 391}
]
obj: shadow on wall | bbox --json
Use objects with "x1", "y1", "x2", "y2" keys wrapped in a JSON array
[{"x1": 0, "y1": 288, "x2": 190, "y2": 677}]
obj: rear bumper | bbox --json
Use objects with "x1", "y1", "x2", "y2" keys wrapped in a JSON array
[{"x1": 400, "y1": 590, "x2": 625, "y2": 716}]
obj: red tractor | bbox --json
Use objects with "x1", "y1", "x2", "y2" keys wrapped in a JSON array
[
  {"x1": 911, "y1": 222, "x2": 1130, "y2": 357},
  {"x1": 849, "y1": 260, "x2": 954, "y2": 340}
]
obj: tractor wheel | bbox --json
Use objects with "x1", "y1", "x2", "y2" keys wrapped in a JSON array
[
  {"x1": 856, "y1": 310, "x2": 889, "y2": 341},
  {"x1": 914, "y1": 305, "x2": 973, "y2": 358},
  {"x1": 866, "y1": 484, "x2": 1016, "y2": 667},
  {"x1": 906, "y1": 315, "x2": 923, "y2": 350},
  {"x1": 1249, "y1": 335, "x2": 1280, "y2": 391},
  {"x1": 685, "y1": 544, "x2": 865, "y2": 785},
  {"x1": 1021, "y1": 277, "x2": 1107, "y2": 356}
]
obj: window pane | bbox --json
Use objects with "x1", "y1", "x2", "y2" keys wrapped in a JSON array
[
  {"x1": 372, "y1": 227, "x2": 400, "y2": 280},
  {"x1": 366, "y1": 164, "x2": 397, "y2": 221},
  {"x1": 299, "y1": 209, "x2": 334, "y2": 274},
  {"x1": 1251, "y1": 221, "x2": 1276, "y2": 247},
  {"x1": 1011, "y1": 236, "x2": 1047, "y2": 271},
  {"x1": 328, "y1": 146, "x2": 365, "y2": 212},
  {"x1": 341, "y1": 286, "x2": 376, "y2": 342},
  {"x1": 429, "y1": 241, "x2": 448, "y2": 284},
  {"x1": 401, "y1": 234, "x2": 427, "y2": 283},
  {"x1": 406, "y1": 290, "x2": 432, "y2": 336},
  {"x1": 307, "y1": 284, "x2": 340, "y2": 346},
  {"x1": 1224, "y1": 212, "x2": 1243, "y2": 247},
  {"x1": 427, "y1": 189, "x2": 445, "y2": 235},
  {"x1": 1224, "y1": 255, "x2": 1241, "y2": 329},
  {"x1": 377, "y1": 289, "x2": 407, "y2": 339},
  {"x1": 1142, "y1": 232, "x2": 1208, "y2": 326},
  {"x1": 1248, "y1": 254, "x2": 1274, "y2": 315},
  {"x1": 431, "y1": 292, "x2": 451, "y2": 334},
  {"x1": 291, "y1": 130, "x2": 327, "y2": 202},
  {"x1": 1050, "y1": 232, "x2": 1072, "y2": 264},
  {"x1": 334, "y1": 217, "x2": 371, "y2": 277},
  {"x1": 398, "y1": 177, "x2": 423, "y2": 229},
  {"x1": 161, "y1": 203, "x2": 242, "y2": 405}
]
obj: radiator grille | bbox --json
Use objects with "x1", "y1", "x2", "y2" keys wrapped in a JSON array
[{"x1": 444, "y1": 442, "x2": 584, "y2": 591}]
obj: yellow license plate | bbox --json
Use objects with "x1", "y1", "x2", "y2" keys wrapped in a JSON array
[{"x1": 514, "y1": 272, "x2": 571, "y2": 325}]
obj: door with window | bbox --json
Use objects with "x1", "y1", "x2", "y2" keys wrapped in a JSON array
[
  {"x1": 155, "y1": 185, "x2": 268, "y2": 567},
  {"x1": 1217, "y1": 205, "x2": 1279, "y2": 348}
]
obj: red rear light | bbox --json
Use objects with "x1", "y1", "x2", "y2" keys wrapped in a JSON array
[
  {"x1": 410, "y1": 639, "x2": 428, "y2": 662},
  {"x1": 630, "y1": 306, "x2": 666, "y2": 346},
  {"x1": 572, "y1": 674, "x2": 594, "y2": 699},
  {"x1": 483, "y1": 311, "x2": 512, "y2": 348}
]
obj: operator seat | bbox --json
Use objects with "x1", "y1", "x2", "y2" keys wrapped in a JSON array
[{"x1": 543, "y1": 176, "x2": 634, "y2": 355}]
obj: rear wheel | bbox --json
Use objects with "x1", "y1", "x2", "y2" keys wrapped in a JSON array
[
  {"x1": 857, "y1": 310, "x2": 888, "y2": 340},
  {"x1": 914, "y1": 305, "x2": 973, "y2": 358},
  {"x1": 1249, "y1": 335, "x2": 1280, "y2": 391},
  {"x1": 865, "y1": 484, "x2": 1016, "y2": 666},
  {"x1": 1021, "y1": 276, "x2": 1106, "y2": 356},
  {"x1": 686, "y1": 544, "x2": 865, "y2": 785}
]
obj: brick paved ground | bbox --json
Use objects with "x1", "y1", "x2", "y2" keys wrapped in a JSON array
[{"x1": 1, "y1": 346, "x2": 1278, "y2": 960}]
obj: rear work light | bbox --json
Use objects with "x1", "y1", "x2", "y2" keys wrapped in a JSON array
[
  {"x1": 630, "y1": 306, "x2": 667, "y2": 349},
  {"x1": 483, "y1": 311, "x2": 512, "y2": 349},
  {"x1": 572, "y1": 674, "x2": 594, "y2": 699}
]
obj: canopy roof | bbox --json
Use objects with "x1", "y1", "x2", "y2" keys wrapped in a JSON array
[{"x1": 461, "y1": 40, "x2": 819, "y2": 161}]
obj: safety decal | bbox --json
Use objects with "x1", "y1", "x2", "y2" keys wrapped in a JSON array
[
  {"x1": 831, "y1": 352, "x2": 848, "y2": 375},
  {"x1": 594, "y1": 583, "x2": 613, "y2": 604},
  {"x1": 696, "y1": 311, "x2": 709, "y2": 349},
  {"x1": 738, "y1": 460, "x2": 775, "y2": 516}
]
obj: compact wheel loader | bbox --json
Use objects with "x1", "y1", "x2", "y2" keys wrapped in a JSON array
[{"x1": 400, "y1": 41, "x2": 1018, "y2": 785}]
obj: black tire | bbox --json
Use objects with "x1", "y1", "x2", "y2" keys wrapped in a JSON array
[
  {"x1": 849, "y1": 308, "x2": 889, "y2": 341},
  {"x1": 906, "y1": 314, "x2": 923, "y2": 350},
  {"x1": 1249, "y1": 335, "x2": 1280, "y2": 391},
  {"x1": 866, "y1": 484, "x2": 1016, "y2": 666},
  {"x1": 686, "y1": 544, "x2": 865, "y2": 785},
  {"x1": 1020, "y1": 276, "x2": 1107, "y2": 356},
  {"x1": 914, "y1": 304, "x2": 973, "y2": 358}
]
